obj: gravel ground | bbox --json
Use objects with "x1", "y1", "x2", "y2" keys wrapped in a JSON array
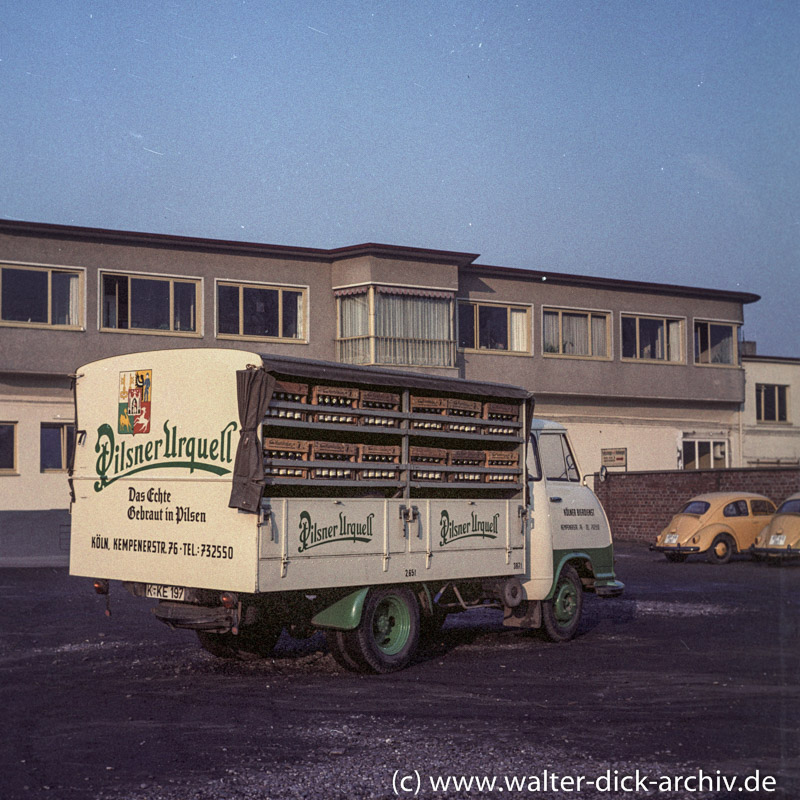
[{"x1": 1, "y1": 543, "x2": 798, "y2": 800}]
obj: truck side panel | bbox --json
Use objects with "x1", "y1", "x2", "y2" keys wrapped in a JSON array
[{"x1": 257, "y1": 498, "x2": 525, "y2": 592}]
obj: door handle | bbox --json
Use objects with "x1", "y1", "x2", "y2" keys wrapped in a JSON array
[{"x1": 549, "y1": 496, "x2": 562, "y2": 503}]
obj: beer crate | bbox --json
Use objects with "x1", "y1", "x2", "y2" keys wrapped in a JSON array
[
  {"x1": 266, "y1": 380, "x2": 309, "y2": 422},
  {"x1": 310, "y1": 441, "x2": 357, "y2": 480},
  {"x1": 447, "y1": 448, "x2": 485, "y2": 483},
  {"x1": 263, "y1": 437, "x2": 310, "y2": 479},
  {"x1": 410, "y1": 396, "x2": 447, "y2": 430},
  {"x1": 358, "y1": 443, "x2": 401, "y2": 480},
  {"x1": 310, "y1": 385, "x2": 359, "y2": 425},
  {"x1": 359, "y1": 389, "x2": 401, "y2": 428},
  {"x1": 409, "y1": 446, "x2": 447, "y2": 482},
  {"x1": 485, "y1": 450, "x2": 520, "y2": 483},
  {"x1": 446, "y1": 398, "x2": 482, "y2": 433},
  {"x1": 483, "y1": 402, "x2": 519, "y2": 436}
]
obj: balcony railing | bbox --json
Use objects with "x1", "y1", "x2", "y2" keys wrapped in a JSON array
[{"x1": 336, "y1": 336, "x2": 455, "y2": 368}]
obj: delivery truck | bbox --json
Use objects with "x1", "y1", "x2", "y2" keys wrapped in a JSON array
[{"x1": 69, "y1": 348, "x2": 623, "y2": 673}]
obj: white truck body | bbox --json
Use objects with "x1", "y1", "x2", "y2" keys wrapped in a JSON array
[{"x1": 69, "y1": 348, "x2": 622, "y2": 672}]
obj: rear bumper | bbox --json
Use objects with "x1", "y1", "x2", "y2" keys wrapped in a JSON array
[
  {"x1": 152, "y1": 601, "x2": 236, "y2": 632},
  {"x1": 750, "y1": 545, "x2": 800, "y2": 560},
  {"x1": 650, "y1": 544, "x2": 701, "y2": 554}
]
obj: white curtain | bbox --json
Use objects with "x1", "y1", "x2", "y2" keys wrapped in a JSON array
[
  {"x1": 338, "y1": 293, "x2": 370, "y2": 363},
  {"x1": 374, "y1": 292, "x2": 452, "y2": 366},
  {"x1": 562, "y1": 313, "x2": 589, "y2": 355},
  {"x1": 667, "y1": 319, "x2": 682, "y2": 361},
  {"x1": 591, "y1": 314, "x2": 607, "y2": 357},
  {"x1": 543, "y1": 311, "x2": 560, "y2": 353},
  {"x1": 509, "y1": 308, "x2": 527, "y2": 352}
]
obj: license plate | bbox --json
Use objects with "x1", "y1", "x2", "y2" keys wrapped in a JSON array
[
  {"x1": 146, "y1": 584, "x2": 185, "y2": 601},
  {"x1": 665, "y1": 534, "x2": 679, "y2": 544},
  {"x1": 769, "y1": 534, "x2": 786, "y2": 546}
]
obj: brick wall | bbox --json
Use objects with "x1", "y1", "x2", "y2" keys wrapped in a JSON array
[{"x1": 593, "y1": 468, "x2": 800, "y2": 543}]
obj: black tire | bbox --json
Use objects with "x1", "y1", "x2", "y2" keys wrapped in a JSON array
[
  {"x1": 541, "y1": 565, "x2": 583, "y2": 642},
  {"x1": 706, "y1": 534, "x2": 735, "y2": 565},
  {"x1": 665, "y1": 552, "x2": 689, "y2": 563},
  {"x1": 350, "y1": 587, "x2": 420, "y2": 674},
  {"x1": 326, "y1": 629, "x2": 364, "y2": 672}
]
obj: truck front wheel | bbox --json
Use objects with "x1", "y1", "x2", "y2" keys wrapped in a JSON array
[
  {"x1": 349, "y1": 586, "x2": 420, "y2": 673},
  {"x1": 541, "y1": 565, "x2": 583, "y2": 642}
]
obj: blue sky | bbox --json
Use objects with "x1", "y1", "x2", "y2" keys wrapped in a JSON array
[{"x1": 1, "y1": 1, "x2": 798, "y2": 356}]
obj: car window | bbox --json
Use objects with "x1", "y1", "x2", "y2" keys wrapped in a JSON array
[
  {"x1": 777, "y1": 498, "x2": 800, "y2": 514},
  {"x1": 723, "y1": 500, "x2": 749, "y2": 517},
  {"x1": 537, "y1": 433, "x2": 579, "y2": 482},
  {"x1": 681, "y1": 501, "x2": 710, "y2": 515},
  {"x1": 750, "y1": 499, "x2": 776, "y2": 516}
]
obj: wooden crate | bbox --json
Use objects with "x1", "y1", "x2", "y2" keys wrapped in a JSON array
[
  {"x1": 310, "y1": 441, "x2": 357, "y2": 480},
  {"x1": 485, "y1": 450, "x2": 520, "y2": 483},
  {"x1": 359, "y1": 389, "x2": 401, "y2": 428},
  {"x1": 409, "y1": 446, "x2": 447, "y2": 482},
  {"x1": 311, "y1": 385, "x2": 359, "y2": 407},
  {"x1": 273, "y1": 380, "x2": 308, "y2": 403},
  {"x1": 447, "y1": 448, "x2": 485, "y2": 483},
  {"x1": 483, "y1": 402, "x2": 519, "y2": 436},
  {"x1": 410, "y1": 396, "x2": 447, "y2": 430},
  {"x1": 263, "y1": 437, "x2": 310, "y2": 479},
  {"x1": 358, "y1": 443, "x2": 401, "y2": 480}
]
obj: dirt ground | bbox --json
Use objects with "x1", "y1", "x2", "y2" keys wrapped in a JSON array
[{"x1": 0, "y1": 543, "x2": 798, "y2": 800}]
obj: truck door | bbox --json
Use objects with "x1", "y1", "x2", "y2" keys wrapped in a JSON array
[{"x1": 536, "y1": 430, "x2": 607, "y2": 551}]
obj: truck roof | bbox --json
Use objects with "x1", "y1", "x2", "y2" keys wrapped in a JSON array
[{"x1": 260, "y1": 353, "x2": 534, "y2": 403}]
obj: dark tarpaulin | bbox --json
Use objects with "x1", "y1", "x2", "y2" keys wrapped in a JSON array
[{"x1": 228, "y1": 367, "x2": 275, "y2": 512}]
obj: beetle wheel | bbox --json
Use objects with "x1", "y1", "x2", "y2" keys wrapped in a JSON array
[
  {"x1": 541, "y1": 565, "x2": 583, "y2": 642},
  {"x1": 707, "y1": 534, "x2": 735, "y2": 565}
]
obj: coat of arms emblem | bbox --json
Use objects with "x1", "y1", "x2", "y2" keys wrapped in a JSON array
[{"x1": 118, "y1": 370, "x2": 152, "y2": 434}]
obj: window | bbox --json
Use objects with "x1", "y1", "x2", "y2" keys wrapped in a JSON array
[
  {"x1": 217, "y1": 281, "x2": 305, "y2": 341},
  {"x1": 458, "y1": 301, "x2": 529, "y2": 353},
  {"x1": 694, "y1": 321, "x2": 737, "y2": 365},
  {"x1": 723, "y1": 500, "x2": 749, "y2": 518},
  {"x1": 0, "y1": 265, "x2": 82, "y2": 328},
  {"x1": 0, "y1": 423, "x2": 16, "y2": 472},
  {"x1": 751, "y1": 499, "x2": 776, "y2": 516},
  {"x1": 40, "y1": 423, "x2": 76, "y2": 472},
  {"x1": 337, "y1": 287, "x2": 454, "y2": 367},
  {"x1": 680, "y1": 500, "x2": 710, "y2": 515},
  {"x1": 101, "y1": 272, "x2": 199, "y2": 334},
  {"x1": 756, "y1": 384, "x2": 788, "y2": 423},
  {"x1": 537, "y1": 433, "x2": 580, "y2": 482},
  {"x1": 543, "y1": 308, "x2": 609, "y2": 358},
  {"x1": 622, "y1": 314, "x2": 683, "y2": 362},
  {"x1": 682, "y1": 439, "x2": 727, "y2": 470}
]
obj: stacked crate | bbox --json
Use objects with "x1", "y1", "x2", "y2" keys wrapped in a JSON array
[
  {"x1": 358, "y1": 444, "x2": 401, "y2": 480},
  {"x1": 485, "y1": 450, "x2": 520, "y2": 483},
  {"x1": 311, "y1": 385, "x2": 359, "y2": 425},
  {"x1": 483, "y1": 402, "x2": 519, "y2": 436},
  {"x1": 263, "y1": 437, "x2": 310, "y2": 479},
  {"x1": 310, "y1": 441, "x2": 357, "y2": 480},
  {"x1": 446, "y1": 398, "x2": 482, "y2": 434},
  {"x1": 447, "y1": 449, "x2": 485, "y2": 483},
  {"x1": 409, "y1": 446, "x2": 447, "y2": 482},
  {"x1": 266, "y1": 380, "x2": 308, "y2": 421},
  {"x1": 409, "y1": 396, "x2": 447, "y2": 430},
  {"x1": 359, "y1": 390, "x2": 401, "y2": 428}
]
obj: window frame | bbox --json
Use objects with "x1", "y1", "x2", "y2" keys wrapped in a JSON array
[
  {"x1": 681, "y1": 438, "x2": 728, "y2": 470},
  {"x1": 336, "y1": 284, "x2": 456, "y2": 367},
  {"x1": 99, "y1": 269, "x2": 202, "y2": 337},
  {"x1": 541, "y1": 306, "x2": 611, "y2": 360},
  {"x1": 755, "y1": 383, "x2": 789, "y2": 423},
  {"x1": 0, "y1": 422, "x2": 18, "y2": 474},
  {"x1": 0, "y1": 262, "x2": 85, "y2": 330},
  {"x1": 620, "y1": 312, "x2": 685, "y2": 364},
  {"x1": 215, "y1": 278, "x2": 308, "y2": 343},
  {"x1": 457, "y1": 299, "x2": 532, "y2": 355},
  {"x1": 40, "y1": 422, "x2": 76, "y2": 473},
  {"x1": 693, "y1": 319, "x2": 739, "y2": 367}
]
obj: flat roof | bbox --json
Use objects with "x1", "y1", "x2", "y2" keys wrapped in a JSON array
[{"x1": 0, "y1": 218, "x2": 759, "y2": 304}]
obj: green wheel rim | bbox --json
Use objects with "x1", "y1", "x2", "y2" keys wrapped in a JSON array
[
  {"x1": 553, "y1": 580, "x2": 578, "y2": 625},
  {"x1": 371, "y1": 594, "x2": 411, "y2": 655}
]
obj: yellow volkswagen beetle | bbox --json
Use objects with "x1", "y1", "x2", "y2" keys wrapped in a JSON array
[
  {"x1": 652, "y1": 492, "x2": 776, "y2": 564},
  {"x1": 751, "y1": 492, "x2": 800, "y2": 560}
]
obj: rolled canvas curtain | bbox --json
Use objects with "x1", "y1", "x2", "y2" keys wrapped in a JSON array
[{"x1": 228, "y1": 367, "x2": 276, "y2": 512}]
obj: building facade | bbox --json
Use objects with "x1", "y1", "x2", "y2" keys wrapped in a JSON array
[{"x1": 0, "y1": 220, "x2": 768, "y2": 564}]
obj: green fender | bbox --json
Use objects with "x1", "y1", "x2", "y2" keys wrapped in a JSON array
[
  {"x1": 547, "y1": 545, "x2": 622, "y2": 600},
  {"x1": 311, "y1": 587, "x2": 369, "y2": 631}
]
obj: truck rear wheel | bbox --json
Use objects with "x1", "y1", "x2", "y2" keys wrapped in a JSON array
[
  {"x1": 541, "y1": 565, "x2": 583, "y2": 642},
  {"x1": 350, "y1": 587, "x2": 420, "y2": 673}
]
